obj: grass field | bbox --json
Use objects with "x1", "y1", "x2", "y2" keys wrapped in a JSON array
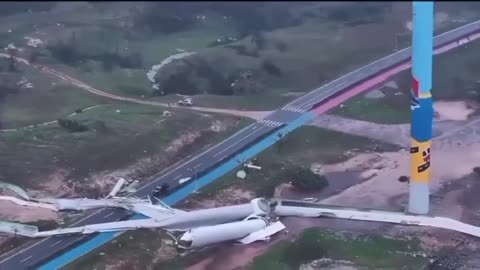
[
  {"x1": 63, "y1": 229, "x2": 172, "y2": 270},
  {"x1": 193, "y1": 126, "x2": 399, "y2": 199},
  {"x1": 1, "y1": 84, "x2": 105, "y2": 129},
  {"x1": 331, "y1": 87, "x2": 412, "y2": 125},
  {"x1": 250, "y1": 228, "x2": 429, "y2": 270},
  {"x1": 0, "y1": 104, "x2": 249, "y2": 191},
  {"x1": 0, "y1": 57, "x2": 107, "y2": 129}
]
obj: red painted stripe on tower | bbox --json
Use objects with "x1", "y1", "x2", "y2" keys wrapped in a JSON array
[{"x1": 413, "y1": 76, "x2": 420, "y2": 96}]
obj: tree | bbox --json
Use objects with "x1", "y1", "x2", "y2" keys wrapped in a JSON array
[
  {"x1": 8, "y1": 56, "x2": 16, "y2": 72},
  {"x1": 262, "y1": 59, "x2": 283, "y2": 77},
  {"x1": 48, "y1": 41, "x2": 81, "y2": 66},
  {"x1": 286, "y1": 167, "x2": 328, "y2": 191},
  {"x1": 28, "y1": 51, "x2": 41, "y2": 64},
  {"x1": 473, "y1": 167, "x2": 480, "y2": 176},
  {"x1": 57, "y1": 118, "x2": 89, "y2": 133},
  {"x1": 7, "y1": 48, "x2": 17, "y2": 72},
  {"x1": 251, "y1": 31, "x2": 266, "y2": 50},
  {"x1": 133, "y1": 3, "x2": 201, "y2": 34},
  {"x1": 275, "y1": 41, "x2": 288, "y2": 52}
]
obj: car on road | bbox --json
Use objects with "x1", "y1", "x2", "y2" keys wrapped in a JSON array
[
  {"x1": 178, "y1": 97, "x2": 193, "y2": 106},
  {"x1": 152, "y1": 183, "x2": 170, "y2": 197}
]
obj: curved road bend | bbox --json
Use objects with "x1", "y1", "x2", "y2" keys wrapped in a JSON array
[
  {"x1": 2, "y1": 20, "x2": 480, "y2": 270},
  {"x1": 0, "y1": 52, "x2": 270, "y2": 120}
]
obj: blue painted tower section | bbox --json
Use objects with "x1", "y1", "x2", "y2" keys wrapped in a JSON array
[{"x1": 408, "y1": 1, "x2": 434, "y2": 215}]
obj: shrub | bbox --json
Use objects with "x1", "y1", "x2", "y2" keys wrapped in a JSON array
[
  {"x1": 262, "y1": 59, "x2": 283, "y2": 77},
  {"x1": 473, "y1": 167, "x2": 480, "y2": 176},
  {"x1": 286, "y1": 167, "x2": 328, "y2": 191},
  {"x1": 57, "y1": 118, "x2": 89, "y2": 133}
]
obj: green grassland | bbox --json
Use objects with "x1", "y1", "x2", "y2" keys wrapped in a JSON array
[
  {"x1": 188, "y1": 126, "x2": 399, "y2": 201},
  {"x1": 0, "y1": 104, "x2": 250, "y2": 190},
  {"x1": 0, "y1": 56, "x2": 107, "y2": 129},
  {"x1": 1, "y1": 84, "x2": 105, "y2": 129},
  {"x1": 250, "y1": 228, "x2": 429, "y2": 270}
]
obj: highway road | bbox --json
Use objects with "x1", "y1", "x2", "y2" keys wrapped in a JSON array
[{"x1": 2, "y1": 20, "x2": 480, "y2": 270}]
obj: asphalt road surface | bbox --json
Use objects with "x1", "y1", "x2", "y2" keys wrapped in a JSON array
[{"x1": 2, "y1": 20, "x2": 480, "y2": 270}]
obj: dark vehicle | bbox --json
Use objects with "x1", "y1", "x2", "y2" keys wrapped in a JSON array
[{"x1": 152, "y1": 183, "x2": 170, "y2": 197}]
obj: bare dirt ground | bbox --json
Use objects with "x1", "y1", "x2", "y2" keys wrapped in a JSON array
[
  {"x1": 435, "y1": 100, "x2": 475, "y2": 121},
  {"x1": 307, "y1": 100, "x2": 480, "y2": 216},
  {"x1": 311, "y1": 100, "x2": 478, "y2": 147},
  {"x1": 0, "y1": 201, "x2": 58, "y2": 223}
]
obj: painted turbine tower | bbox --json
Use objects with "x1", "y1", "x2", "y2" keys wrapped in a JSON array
[{"x1": 409, "y1": 1, "x2": 434, "y2": 214}]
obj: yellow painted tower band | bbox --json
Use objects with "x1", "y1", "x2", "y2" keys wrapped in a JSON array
[
  {"x1": 419, "y1": 92, "x2": 432, "y2": 98},
  {"x1": 410, "y1": 139, "x2": 432, "y2": 183}
]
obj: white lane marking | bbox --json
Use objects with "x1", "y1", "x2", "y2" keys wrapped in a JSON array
[
  {"x1": 136, "y1": 124, "x2": 257, "y2": 193},
  {"x1": 282, "y1": 105, "x2": 305, "y2": 113},
  {"x1": 336, "y1": 81, "x2": 348, "y2": 89},
  {"x1": 0, "y1": 206, "x2": 110, "y2": 264},
  {"x1": 193, "y1": 163, "x2": 202, "y2": 169},
  {"x1": 174, "y1": 175, "x2": 182, "y2": 180},
  {"x1": 50, "y1": 240, "x2": 63, "y2": 247},
  {"x1": 259, "y1": 119, "x2": 283, "y2": 127},
  {"x1": 103, "y1": 212, "x2": 115, "y2": 219},
  {"x1": 212, "y1": 126, "x2": 266, "y2": 158},
  {"x1": 19, "y1": 256, "x2": 32, "y2": 263}
]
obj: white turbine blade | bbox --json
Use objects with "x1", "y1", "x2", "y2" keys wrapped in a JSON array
[{"x1": 238, "y1": 221, "x2": 285, "y2": 244}]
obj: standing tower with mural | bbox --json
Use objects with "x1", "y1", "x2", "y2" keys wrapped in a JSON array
[{"x1": 409, "y1": 1, "x2": 434, "y2": 214}]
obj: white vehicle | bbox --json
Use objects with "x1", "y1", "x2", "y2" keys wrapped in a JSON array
[
  {"x1": 178, "y1": 177, "x2": 192, "y2": 185},
  {"x1": 178, "y1": 97, "x2": 193, "y2": 106}
]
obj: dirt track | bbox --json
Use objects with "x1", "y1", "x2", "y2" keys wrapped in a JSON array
[{"x1": 0, "y1": 53, "x2": 271, "y2": 121}]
